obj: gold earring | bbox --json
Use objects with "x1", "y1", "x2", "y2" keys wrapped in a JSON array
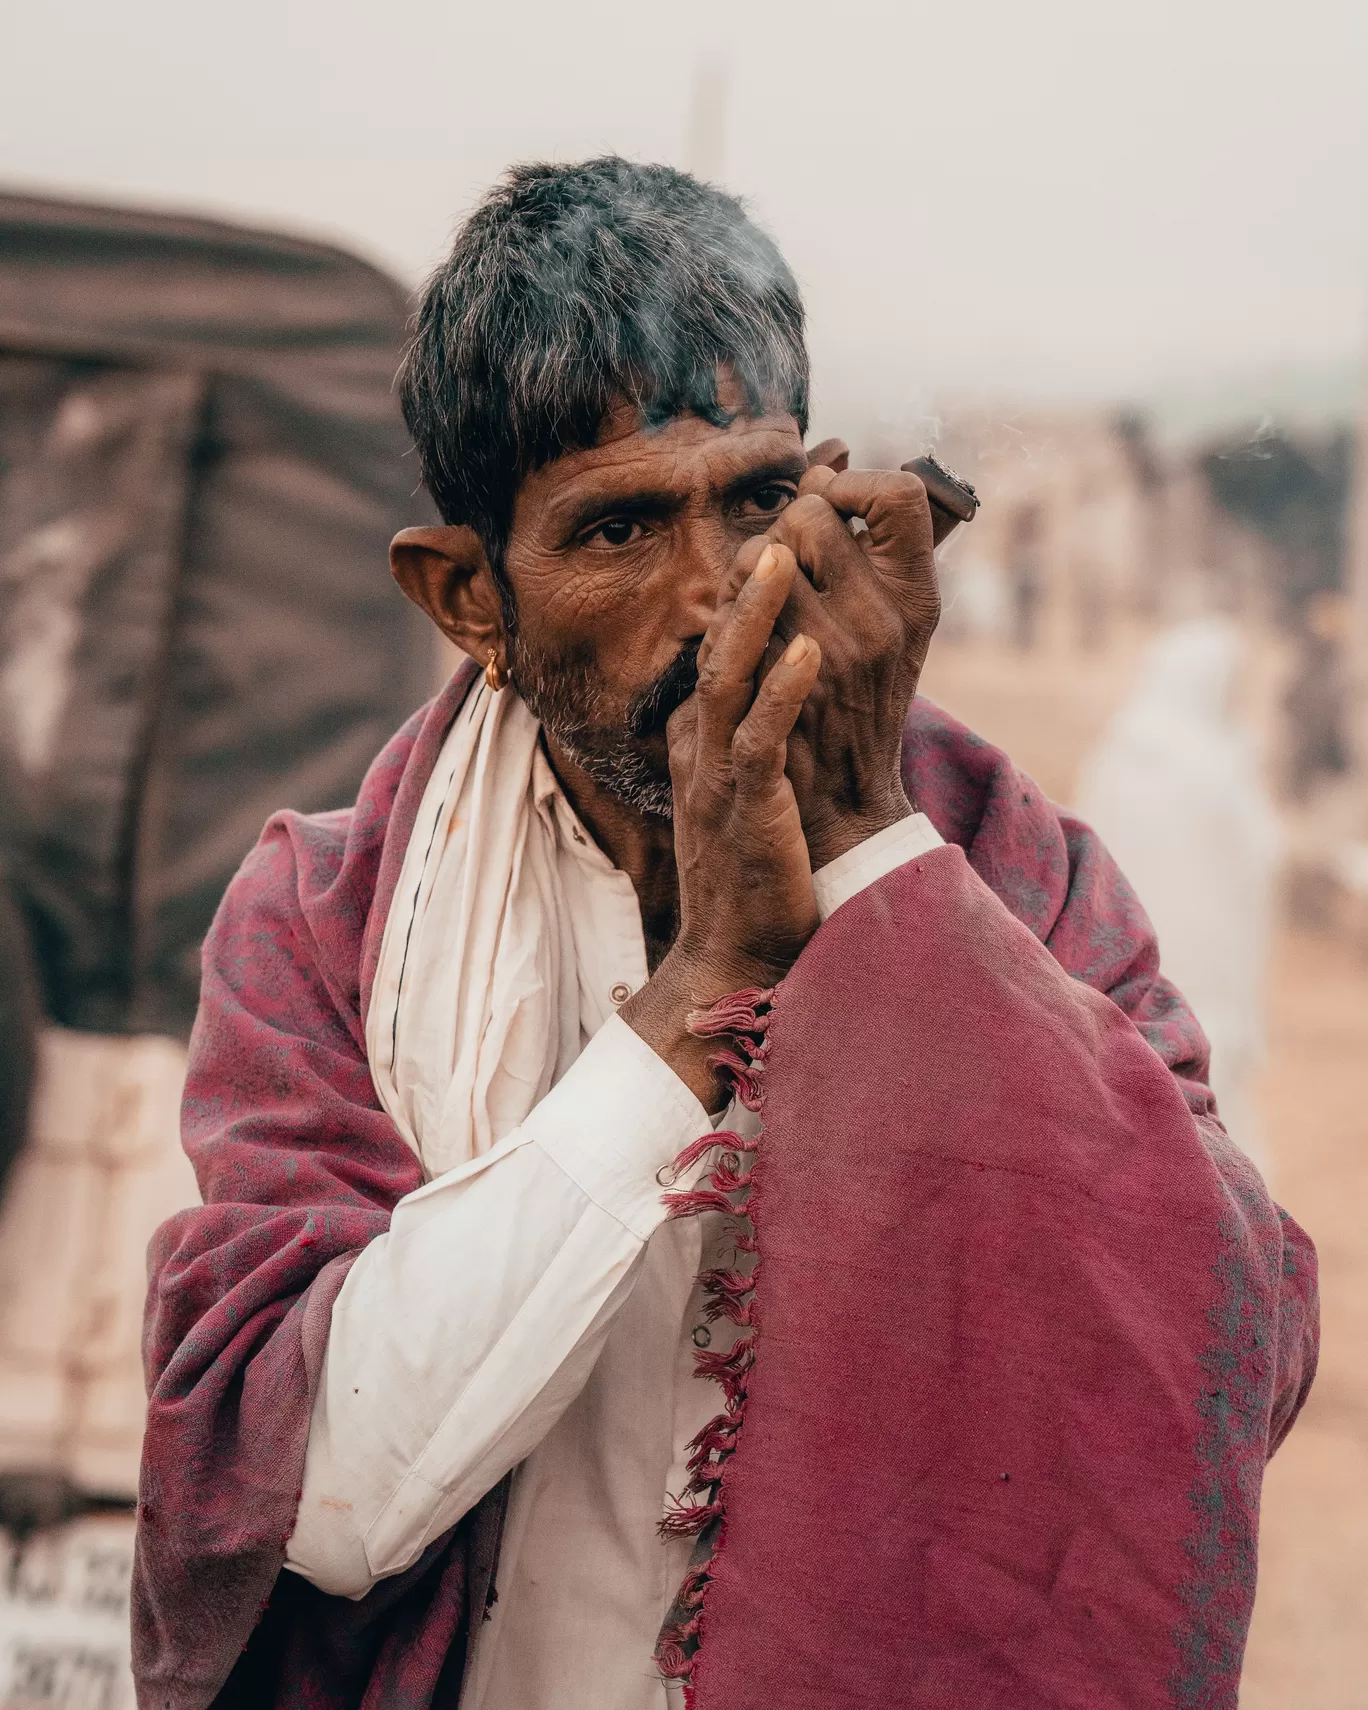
[{"x1": 484, "y1": 649, "x2": 508, "y2": 693}]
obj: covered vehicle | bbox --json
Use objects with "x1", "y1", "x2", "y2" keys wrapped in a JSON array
[{"x1": 0, "y1": 189, "x2": 433, "y2": 1703}]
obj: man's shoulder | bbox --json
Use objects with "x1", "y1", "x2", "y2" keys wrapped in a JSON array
[
  {"x1": 904, "y1": 694, "x2": 1052, "y2": 841},
  {"x1": 208, "y1": 662, "x2": 479, "y2": 1007},
  {"x1": 225, "y1": 704, "x2": 426, "y2": 930},
  {"x1": 902, "y1": 695, "x2": 1103, "y2": 949}
]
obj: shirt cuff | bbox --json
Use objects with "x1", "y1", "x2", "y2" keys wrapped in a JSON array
[
  {"x1": 522, "y1": 1012, "x2": 711, "y2": 1241},
  {"x1": 811, "y1": 812, "x2": 944, "y2": 921}
]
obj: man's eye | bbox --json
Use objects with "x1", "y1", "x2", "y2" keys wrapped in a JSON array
[
  {"x1": 740, "y1": 484, "x2": 796, "y2": 518},
  {"x1": 588, "y1": 518, "x2": 643, "y2": 547}
]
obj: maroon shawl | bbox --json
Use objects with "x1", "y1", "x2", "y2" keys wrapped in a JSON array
[{"x1": 133, "y1": 663, "x2": 1317, "y2": 1709}]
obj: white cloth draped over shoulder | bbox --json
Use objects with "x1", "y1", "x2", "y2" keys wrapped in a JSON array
[{"x1": 366, "y1": 679, "x2": 581, "y2": 1181}]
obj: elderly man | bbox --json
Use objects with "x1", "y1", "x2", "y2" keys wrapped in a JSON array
[{"x1": 134, "y1": 159, "x2": 1316, "y2": 1710}]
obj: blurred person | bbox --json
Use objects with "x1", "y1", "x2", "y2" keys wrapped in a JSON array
[
  {"x1": 1007, "y1": 500, "x2": 1044, "y2": 649},
  {"x1": 134, "y1": 160, "x2": 1317, "y2": 1710},
  {"x1": 1283, "y1": 590, "x2": 1350, "y2": 801},
  {"x1": 1077, "y1": 617, "x2": 1281, "y2": 1176},
  {"x1": 1066, "y1": 452, "x2": 1136, "y2": 654}
]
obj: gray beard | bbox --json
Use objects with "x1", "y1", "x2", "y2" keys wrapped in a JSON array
[
  {"x1": 507, "y1": 640, "x2": 675, "y2": 819},
  {"x1": 554, "y1": 736, "x2": 674, "y2": 818}
]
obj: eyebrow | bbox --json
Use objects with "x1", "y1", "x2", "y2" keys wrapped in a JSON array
[
  {"x1": 554, "y1": 453, "x2": 810, "y2": 543},
  {"x1": 719, "y1": 453, "x2": 809, "y2": 504}
]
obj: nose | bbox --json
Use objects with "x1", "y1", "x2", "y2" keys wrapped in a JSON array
[{"x1": 671, "y1": 513, "x2": 735, "y2": 638}]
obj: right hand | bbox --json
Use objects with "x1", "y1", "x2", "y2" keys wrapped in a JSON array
[{"x1": 620, "y1": 544, "x2": 822, "y2": 1109}]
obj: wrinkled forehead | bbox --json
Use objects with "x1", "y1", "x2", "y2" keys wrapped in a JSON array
[{"x1": 511, "y1": 388, "x2": 806, "y2": 542}]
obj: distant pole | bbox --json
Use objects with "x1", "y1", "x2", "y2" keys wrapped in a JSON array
[
  {"x1": 1349, "y1": 341, "x2": 1368, "y2": 831},
  {"x1": 684, "y1": 52, "x2": 731, "y2": 184}
]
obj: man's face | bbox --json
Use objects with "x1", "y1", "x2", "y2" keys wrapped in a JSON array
[{"x1": 502, "y1": 374, "x2": 807, "y2": 815}]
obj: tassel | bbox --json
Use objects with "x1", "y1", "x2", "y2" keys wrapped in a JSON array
[
  {"x1": 665, "y1": 1130, "x2": 756, "y2": 1181},
  {"x1": 664, "y1": 1186, "x2": 737, "y2": 1221},
  {"x1": 659, "y1": 1497, "x2": 725, "y2": 1540},
  {"x1": 693, "y1": 1337, "x2": 755, "y2": 1409},
  {"x1": 685, "y1": 988, "x2": 774, "y2": 1039},
  {"x1": 701, "y1": 1053, "x2": 763, "y2": 1110},
  {"x1": 655, "y1": 1638, "x2": 694, "y2": 1682},
  {"x1": 654, "y1": 980, "x2": 778, "y2": 1699},
  {"x1": 700, "y1": 1267, "x2": 755, "y2": 1307},
  {"x1": 707, "y1": 1155, "x2": 754, "y2": 1193},
  {"x1": 688, "y1": 1414, "x2": 741, "y2": 1461}
]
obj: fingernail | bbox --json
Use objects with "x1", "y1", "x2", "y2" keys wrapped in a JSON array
[
  {"x1": 753, "y1": 545, "x2": 778, "y2": 581},
  {"x1": 782, "y1": 635, "x2": 808, "y2": 664}
]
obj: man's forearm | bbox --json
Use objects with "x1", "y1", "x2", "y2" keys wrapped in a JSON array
[{"x1": 284, "y1": 1016, "x2": 707, "y2": 1599}]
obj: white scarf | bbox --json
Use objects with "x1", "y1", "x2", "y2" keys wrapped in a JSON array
[{"x1": 365, "y1": 681, "x2": 583, "y2": 1181}]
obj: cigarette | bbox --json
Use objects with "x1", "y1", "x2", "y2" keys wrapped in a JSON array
[{"x1": 901, "y1": 454, "x2": 980, "y2": 546}]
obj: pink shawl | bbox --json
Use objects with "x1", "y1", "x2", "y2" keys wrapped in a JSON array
[{"x1": 133, "y1": 662, "x2": 1316, "y2": 1708}]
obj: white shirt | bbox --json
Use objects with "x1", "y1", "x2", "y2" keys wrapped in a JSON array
[{"x1": 284, "y1": 801, "x2": 942, "y2": 1708}]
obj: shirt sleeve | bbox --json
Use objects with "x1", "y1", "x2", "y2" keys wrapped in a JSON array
[
  {"x1": 811, "y1": 811, "x2": 943, "y2": 922},
  {"x1": 283, "y1": 1013, "x2": 709, "y2": 1600}
]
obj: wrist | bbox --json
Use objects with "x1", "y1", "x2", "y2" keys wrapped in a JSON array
[
  {"x1": 804, "y1": 789, "x2": 913, "y2": 872},
  {"x1": 621, "y1": 946, "x2": 781, "y2": 1112}
]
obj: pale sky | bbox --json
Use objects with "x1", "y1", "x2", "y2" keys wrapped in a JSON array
[{"x1": 3, "y1": 0, "x2": 1365, "y2": 440}]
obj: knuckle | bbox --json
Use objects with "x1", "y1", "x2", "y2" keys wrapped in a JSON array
[
  {"x1": 776, "y1": 493, "x2": 831, "y2": 536},
  {"x1": 730, "y1": 725, "x2": 761, "y2": 764},
  {"x1": 695, "y1": 657, "x2": 725, "y2": 698},
  {"x1": 730, "y1": 726, "x2": 771, "y2": 775},
  {"x1": 870, "y1": 606, "x2": 904, "y2": 654},
  {"x1": 667, "y1": 699, "x2": 696, "y2": 739}
]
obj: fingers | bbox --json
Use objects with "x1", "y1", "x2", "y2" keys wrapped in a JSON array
[
  {"x1": 665, "y1": 693, "x2": 698, "y2": 791},
  {"x1": 808, "y1": 468, "x2": 939, "y2": 635},
  {"x1": 697, "y1": 534, "x2": 771, "y2": 672},
  {"x1": 693, "y1": 543, "x2": 797, "y2": 758},
  {"x1": 814, "y1": 468, "x2": 934, "y2": 561},
  {"x1": 731, "y1": 633, "x2": 821, "y2": 801},
  {"x1": 797, "y1": 462, "x2": 838, "y2": 501},
  {"x1": 765, "y1": 492, "x2": 865, "y2": 595}
]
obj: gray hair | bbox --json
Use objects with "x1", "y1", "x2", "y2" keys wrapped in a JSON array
[{"x1": 398, "y1": 156, "x2": 810, "y2": 626}]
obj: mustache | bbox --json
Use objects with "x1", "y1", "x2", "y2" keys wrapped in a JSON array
[{"x1": 626, "y1": 642, "x2": 701, "y2": 739}]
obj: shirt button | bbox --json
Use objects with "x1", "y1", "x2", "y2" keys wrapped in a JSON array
[
  {"x1": 610, "y1": 982, "x2": 632, "y2": 1005},
  {"x1": 692, "y1": 1325, "x2": 712, "y2": 1348}
]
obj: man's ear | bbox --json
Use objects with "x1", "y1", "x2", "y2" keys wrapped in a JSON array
[{"x1": 389, "y1": 525, "x2": 506, "y2": 667}]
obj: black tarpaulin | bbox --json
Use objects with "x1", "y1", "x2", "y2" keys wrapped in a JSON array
[{"x1": 0, "y1": 189, "x2": 436, "y2": 1041}]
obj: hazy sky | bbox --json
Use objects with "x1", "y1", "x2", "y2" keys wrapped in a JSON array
[{"x1": 3, "y1": 0, "x2": 1365, "y2": 439}]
